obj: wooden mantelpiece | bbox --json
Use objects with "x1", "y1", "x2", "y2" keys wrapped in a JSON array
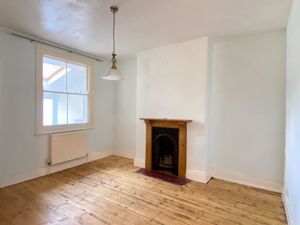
[
  {"x1": 140, "y1": 118, "x2": 192, "y2": 178},
  {"x1": 140, "y1": 118, "x2": 192, "y2": 123}
]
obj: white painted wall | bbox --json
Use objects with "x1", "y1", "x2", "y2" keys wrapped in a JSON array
[
  {"x1": 210, "y1": 30, "x2": 286, "y2": 192},
  {"x1": 284, "y1": 0, "x2": 300, "y2": 223},
  {"x1": 135, "y1": 38, "x2": 211, "y2": 180},
  {"x1": 0, "y1": 27, "x2": 115, "y2": 187},
  {"x1": 114, "y1": 58, "x2": 137, "y2": 159}
]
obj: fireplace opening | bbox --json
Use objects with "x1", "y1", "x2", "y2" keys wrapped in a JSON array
[{"x1": 152, "y1": 127, "x2": 179, "y2": 176}]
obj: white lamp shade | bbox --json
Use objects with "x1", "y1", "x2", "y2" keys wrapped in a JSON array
[{"x1": 102, "y1": 67, "x2": 123, "y2": 80}]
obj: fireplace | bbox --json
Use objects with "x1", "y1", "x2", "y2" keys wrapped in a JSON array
[
  {"x1": 140, "y1": 118, "x2": 192, "y2": 178},
  {"x1": 152, "y1": 127, "x2": 179, "y2": 176}
]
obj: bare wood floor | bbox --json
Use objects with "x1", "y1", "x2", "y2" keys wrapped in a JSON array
[{"x1": 0, "y1": 156, "x2": 286, "y2": 225}]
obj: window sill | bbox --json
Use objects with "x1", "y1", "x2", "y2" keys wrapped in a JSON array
[{"x1": 35, "y1": 123, "x2": 93, "y2": 135}]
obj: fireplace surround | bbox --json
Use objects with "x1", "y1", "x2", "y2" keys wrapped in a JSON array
[{"x1": 140, "y1": 118, "x2": 192, "y2": 178}]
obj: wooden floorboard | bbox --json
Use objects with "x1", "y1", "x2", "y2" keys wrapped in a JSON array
[{"x1": 0, "y1": 156, "x2": 287, "y2": 225}]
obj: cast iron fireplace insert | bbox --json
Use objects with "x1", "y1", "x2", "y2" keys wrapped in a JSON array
[{"x1": 151, "y1": 127, "x2": 179, "y2": 176}]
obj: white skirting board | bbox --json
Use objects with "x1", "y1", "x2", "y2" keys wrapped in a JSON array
[
  {"x1": 186, "y1": 170, "x2": 212, "y2": 183},
  {"x1": 134, "y1": 158, "x2": 145, "y2": 168},
  {"x1": 113, "y1": 151, "x2": 135, "y2": 159},
  {"x1": 212, "y1": 168, "x2": 283, "y2": 193},
  {"x1": 88, "y1": 151, "x2": 112, "y2": 162},
  {"x1": 0, "y1": 151, "x2": 111, "y2": 188},
  {"x1": 282, "y1": 188, "x2": 296, "y2": 225}
]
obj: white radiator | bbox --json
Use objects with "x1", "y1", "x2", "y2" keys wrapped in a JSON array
[{"x1": 49, "y1": 131, "x2": 88, "y2": 165}]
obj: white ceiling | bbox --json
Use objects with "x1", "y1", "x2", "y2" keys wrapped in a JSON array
[{"x1": 0, "y1": 0, "x2": 292, "y2": 59}]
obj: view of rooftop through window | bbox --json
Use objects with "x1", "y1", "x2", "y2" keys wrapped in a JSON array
[{"x1": 42, "y1": 56, "x2": 88, "y2": 126}]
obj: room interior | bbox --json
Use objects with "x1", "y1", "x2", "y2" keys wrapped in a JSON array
[{"x1": 0, "y1": 0, "x2": 299, "y2": 224}]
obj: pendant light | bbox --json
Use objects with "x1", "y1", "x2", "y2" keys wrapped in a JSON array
[{"x1": 102, "y1": 6, "x2": 123, "y2": 80}]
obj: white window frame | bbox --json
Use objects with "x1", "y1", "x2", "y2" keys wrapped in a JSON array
[{"x1": 36, "y1": 44, "x2": 94, "y2": 134}]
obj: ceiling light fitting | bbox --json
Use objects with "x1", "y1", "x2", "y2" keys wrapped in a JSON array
[{"x1": 102, "y1": 6, "x2": 123, "y2": 81}]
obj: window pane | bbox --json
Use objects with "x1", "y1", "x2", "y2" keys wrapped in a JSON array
[
  {"x1": 43, "y1": 56, "x2": 66, "y2": 92},
  {"x1": 43, "y1": 98, "x2": 53, "y2": 126},
  {"x1": 43, "y1": 92, "x2": 67, "y2": 126},
  {"x1": 67, "y1": 63, "x2": 88, "y2": 94},
  {"x1": 68, "y1": 94, "x2": 88, "y2": 124}
]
